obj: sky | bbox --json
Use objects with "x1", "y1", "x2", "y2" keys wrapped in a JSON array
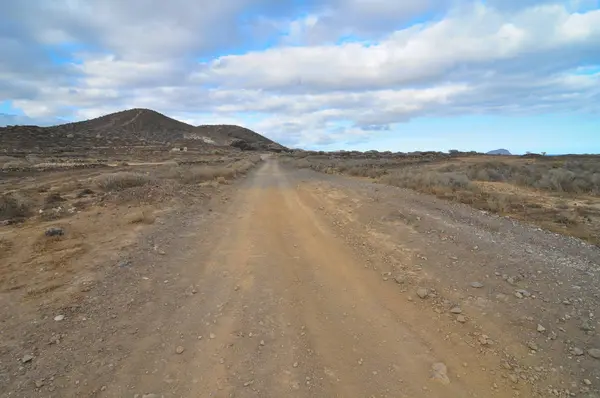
[{"x1": 0, "y1": 0, "x2": 599, "y2": 154}]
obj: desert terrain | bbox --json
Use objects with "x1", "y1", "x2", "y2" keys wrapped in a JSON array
[{"x1": 1, "y1": 110, "x2": 599, "y2": 398}]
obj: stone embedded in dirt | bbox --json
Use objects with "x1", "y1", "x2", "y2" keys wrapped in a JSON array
[
  {"x1": 570, "y1": 347, "x2": 584, "y2": 356},
  {"x1": 416, "y1": 288, "x2": 429, "y2": 299},
  {"x1": 34, "y1": 380, "x2": 44, "y2": 388},
  {"x1": 537, "y1": 324, "x2": 546, "y2": 333},
  {"x1": 243, "y1": 380, "x2": 254, "y2": 387},
  {"x1": 515, "y1": 292, "x2": 523, "y2": 299},
  {"x1": 175, "y1": 346, "x2": 185, "y2": 354},
  {"x1": 21, "y1": 354, "x2": 34, "y2": 363},
  {"x1": 430, "y1": 362, "x2": 450, "y2": 385},
  {"x1": 450, "y1": 306, "x2": 462, "y2": 314},
  {"x1": 209, "y1": 333, "x2": 216, "y2": 339},
  {"x1": 588, "y1": 348, "x2": 600, "y2": 359},
  {"x1": 580, "y1": 320, "x2": 595, "y2": 331},
  {"x1": 456, "y1": 315, "x2": 467, "y2": 323},
  {"x1": 54, "y1": 315, "x2": 65, "y2": 321},
  {"x1": 470, "y1": 282, "x2": 484, "y2": 288},
  {"x1": 516, "y1": 289, "x2": 531, "y2": 297},
  {"x1": 293, "y1": 361, "x2": 299, "y2": 368},
  {"x1": 583, "y1": 379, "x2": 592, "y2": 386},
  {"x1": 260, "y1": 340, "x2": 265, "y2": 346},
  {"x1": 527, "y1": 341, "x2": 539, "y2": 351},
  {"x1": 479, "y1": 335, "x2": 491, "y2": 346},
  {"x1": 45, "y1": 227, "x2": 64, "y2": 237}
]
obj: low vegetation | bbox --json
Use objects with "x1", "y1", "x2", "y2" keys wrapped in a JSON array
[{"x1": 283, "y1": 151, "x2": 600, "y2": 245}]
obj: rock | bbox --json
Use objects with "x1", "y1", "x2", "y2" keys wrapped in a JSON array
[
  {"x1": 209, "y1": 333, "x2": 216, "y2": 339},
  {"x1": 260, "y1": 340, "x2": 265, "y2": 346},
  {"x1": 456, "y1": 315, "x2": 467, "y2": 323},
  {"x1": 293, "y1": 362, "x2": 299, "y2": 368},
  {"x1": 537, "y1": 324, "x2": 546, "y2": 333},
  {"x1": 508, "y1": 374, "x2": 519, "y2": 384},
  {"x1": 588, "y1": 348, "x2": 600, "y2": 359},
  {"x1": 243, "y1": 380, "x2": 254, "y2": 387},
  {"x1": 175, "y1": 346, "x2": 185, "y2": 354},
  {"x1": 479, "y1": 335, "x2": 491, "y2": 346},
  {"x1": 22, "y1": 354, "x2": 34, "y2": 363},
  {"x1": 584, "y1": 379, "x2": 592, "y2": 386},
  {"x1": 581, "y1": 320, "x2": 595, "y2": 331},
  {"x1": 570, "y1": 347, "x2": 584, "y2": 356},
  {"x1": 431, "y1": 362, "x2": 450, "y2": 384},
  {"x1": 515, "y1": 292, "x2": 523, "y2": 299},
  {"x1": 54, "y1": 314, "x2": 65, "y2": 321},
  {"x1": 450, "y1": 306, "x2": 462, "y2": 314},
  {"x1": 527, "y1": 341, "x2": 538, "y2": 351},
  {"x1": 45, "y1": 227, "x2": 64, "y2": 237},
  {"x1": 35, "y1": 380, "x2": 44, "y2": 388},
  {"x1": 416, "y1": 288, "x2": 429, "y2": 299},
  {"x1": 516, "y1": 289, "x2": 531, "y2": 297},
  {"x1": 470, "y1": 282, "x2": 484, "y2": 288},
  {"x1": 142, "y1": 394, "x2": 161, "y2": 398}
]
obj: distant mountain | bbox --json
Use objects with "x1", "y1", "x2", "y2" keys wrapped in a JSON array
[
  {"x1": 486, "y1": 149, "x2": 512, "y2": 155},
  {"x1": 0, "y1": 108, "x2": 285, "y2": 152}
]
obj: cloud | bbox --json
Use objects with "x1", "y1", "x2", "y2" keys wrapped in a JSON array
[{"x1": 0, "y1": 1, "x2": 599, "y2": 148}]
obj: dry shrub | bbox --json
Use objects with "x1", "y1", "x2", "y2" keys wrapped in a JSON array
[
  {"x1": 381, "y1": 170, "x2": 474, "y2": 193},
  {"x1": 126, "y1": 209, "x2": 156, "y2": 224},
  {"x1": 96, "y1": 172, "x2": 154, "y2": 191},
  {"x1": 1, "y1": 159, "x2": 30, "y2": 170},
  {"x1": 179, "y1": 166, "x2": 237, "y2": 184},
  {"x1": 0, "y1": 193, "x2": 32, "y2": 221}
]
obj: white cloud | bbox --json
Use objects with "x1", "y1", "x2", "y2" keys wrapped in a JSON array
[{"x1": 1, "y1": 1, "x2": 599, "y2": 148}]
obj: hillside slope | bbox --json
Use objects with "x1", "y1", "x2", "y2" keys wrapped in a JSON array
[{"x1": 0, "y1": 109, "x2": 284, "y2": 152}]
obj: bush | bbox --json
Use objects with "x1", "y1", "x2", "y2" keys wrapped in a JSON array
[
  {"x1": 96, "y1": 172, "x2": 154, "y2": 191},
  {"x1": 0, "y1": 193, "x2": 32, "y2": 221}
]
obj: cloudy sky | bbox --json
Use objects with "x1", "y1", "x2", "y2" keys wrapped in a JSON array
[{"x1": 1, "y1": 0, "x2": 599, "y2": 153}]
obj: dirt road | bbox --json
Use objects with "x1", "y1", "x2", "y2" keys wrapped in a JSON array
[{"x1": 3, "y1": 159, "x2": 599, "y2": 397}]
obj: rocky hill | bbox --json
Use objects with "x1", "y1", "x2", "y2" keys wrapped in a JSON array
[
  {"x1": 0, "y1": 108, "x2": 285, "y2": 153},
  {"x1": 486, "y1": 148, "x2": 512, "y2": 155}
]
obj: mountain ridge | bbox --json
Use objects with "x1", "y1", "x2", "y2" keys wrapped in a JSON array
[{"x1": 0, "y1": 108, "x2": 285, "y2": 152}]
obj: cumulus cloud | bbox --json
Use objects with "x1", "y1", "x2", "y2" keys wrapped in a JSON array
[{"x1": 0, "y1": 0, "x2": 599, "y2": 148}]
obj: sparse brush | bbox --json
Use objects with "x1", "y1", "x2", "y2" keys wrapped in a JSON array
[
  {"x1": 0, "y1": 193, "x2": 32, "y2": 222},
  {"x1": 126, "y1": 209, "x2": 156, "y2": 224},
  {"x1": 96, "y1": 172, "x2": 154, "y2": 191}
]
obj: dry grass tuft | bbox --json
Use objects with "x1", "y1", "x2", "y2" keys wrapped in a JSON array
[
  {"x1": 0, "y1": 193, "x2": 33, "y2": 222},
  {"x1": 126, "y1": 209, "x2": 156, "y2": 224},
  {"x1": 95, "y1": 172, "x2": 155, "y2": 191}
]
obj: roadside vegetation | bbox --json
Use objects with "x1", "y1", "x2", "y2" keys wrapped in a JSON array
[{"x1": 283, "y1": 151, "x2": 600, "y2": 245}]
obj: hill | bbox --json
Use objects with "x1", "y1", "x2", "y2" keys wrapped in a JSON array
[
  {"x1": 0, "y1": 108, "x2": 285, "y2": 153},
  {"x1": 486, "y1": 149, "x2": 512, "y2": 155}
]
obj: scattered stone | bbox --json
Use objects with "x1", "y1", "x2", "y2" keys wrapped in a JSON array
[
  {"x1": 260, "y1": 340, "x2": 265, "y2": 346},
  {"x1": 175, "y1": 346, "x2": 185, "y2": 354},
  {"x1": 34, "y1": 380, "x2": 44, "y2": 388},
  {"x1": 570, "y1": 347, "x2": 584, "y2": 356},
  {"x1": 470, "y1": 282, "x2": 484, "y2": 288},
  {"x1": 431, "y1": 362, "x2": 450, "y2": 385},
  {"x1": 45, "y1": 227, "x2": 64, "y2": 237},
  {"x1": 588, "y1": 348, "x2": 600, "y2": 359},
  {"x1": 450, "y1": 306, "x2": 462, "y2": 314},
  {"x1": 581, "y1": 320, "x2": 595, "y2": 332},
  {"x1": 537, "y1": 324, "x2": 546, "y2": 333},
  {"x1": 515, "y1": 292, "x2": 523, "y2": 299},
  {"x1": 54, "y1": 314, "x2": 65, "y2": 321},
  {"x1": 209, "y1": 333, "x2": 216, "y2": 339},
  {"x1": 21, "y1": 354, "x2": 34, "y2": 363},
  {"x1": 508, "y1": 374, "x2": 519, "y2": 384},
  {"x1": 479, "y1": 335, "x2": 491, "y2": 346},
  {"x1": 243, "y1": 380, "x2": 254, "y2": 387},
  {"x1": 142, "y1": 394, "x2": 161, "y2": 398},
  {"x1": 456, "y1": 315, "x2": 467, "y2": 323},
  {"x1": 583, "y1": 379, "x2": 592, "y2": 386},
  {"x1": 416, "y1": 288, "x2": 429, "y2": 299},
  {"x1": 101, "y1": 386, "x2": 107, "y2": 391},
  {"x1": 527, "y1": 341, "x2": 539, "y2": 351},
  {"x1": 293, "y1": 362, "x2": 299, "y2": 368},
  {"x1": 516, "y1": 289, "x2": 531, "y2": 297}
]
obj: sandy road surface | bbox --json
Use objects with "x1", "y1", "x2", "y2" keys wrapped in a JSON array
[{"x1": 3, "y1": 159, "x2": 599, "y2": 397}]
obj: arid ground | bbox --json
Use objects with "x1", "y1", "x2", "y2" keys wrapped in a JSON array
[{"x1": 1, "y1": 156, "x2": 599, "y2": 398}]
